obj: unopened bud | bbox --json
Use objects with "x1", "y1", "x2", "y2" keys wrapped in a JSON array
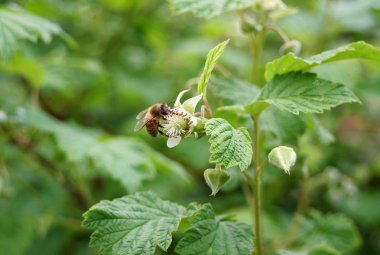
[
  {"x1": 204, "y1": 168, "x2": 231, "y2": 196},
  {"x1": 268, "y1": 146, "x2": 296, "y2": 174}
]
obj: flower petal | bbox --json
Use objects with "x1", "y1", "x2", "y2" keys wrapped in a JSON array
[
  {"x1": 190, "y1": 116, "x2": 198, "y2": 127},
  {"x1": 182, "y1": 93, "x2": 203, "y2": 115},
  {"x1": 167, "y1": 137, "x2": 182, "y2": 148},
  {"x1": 174, "y1": 89, "x2": 189, "y2": 108}
]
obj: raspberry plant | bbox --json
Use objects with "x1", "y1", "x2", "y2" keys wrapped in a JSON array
[
  {"x1": 81, "y1": 1, "x2": 380, "y2": 255},
  {"x1": 0, "y1": 1, "x2": 379, "y2": 255}
]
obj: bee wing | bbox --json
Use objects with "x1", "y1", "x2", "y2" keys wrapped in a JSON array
[
  {"x1": 134, "y1": 118, "x2": 147, "y2": 132},
  {"x1": 136, "y1": 108, "x2": 148, "y2": 120}
]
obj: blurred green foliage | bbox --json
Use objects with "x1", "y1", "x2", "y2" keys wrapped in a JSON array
[{"x1": 0, "y1": 0, "x2": 380, "y2": 254}]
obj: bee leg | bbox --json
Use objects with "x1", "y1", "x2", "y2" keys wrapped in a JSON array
[
  {"x1": 157, "y1": 124, "x2": 166, "y2": 136},
  {"x1": 158, "y1": 129, "x2": 166, "y2": 136}
]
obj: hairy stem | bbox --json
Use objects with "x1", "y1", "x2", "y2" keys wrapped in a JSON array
[{"x1": 253, "y1": 115, "x2": 263, "y2": 255}]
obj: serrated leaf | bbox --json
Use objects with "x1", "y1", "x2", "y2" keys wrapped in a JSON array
[
  {"x1": 197, "y1": 40, "x2": 229, "y2": 95},
  {"x1": 19, "y1": 106, "x2": 190, "y2": 192},
  {"x1": 258, "y1": 72, "x2": 360, "y2": 115},
  {"x1": 205, "y1": 118, "x2": 252, "y2": 171},
  {"x1": 211, "y1": 76, "x2": 260, "y2": 105},
  {"x1": 83, "y1": 192, "x2": 188, "y2": 255},
  {"x1": 169, "y1": 0, "x2": 254, "y2": 18},
  {"x1": 265, "y1": 41, "x2": 380, "y2": 81},
  {"x1": 299, "y1": 211, "x2": 361, "y2": 253},
  {"x1": 175, "y1": 204, "x2": 254, "y2": 255},
  {"x1": 0, "y1": 8, "x2": 68, "y2": 62}
]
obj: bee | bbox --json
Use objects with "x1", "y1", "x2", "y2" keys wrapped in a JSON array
[{"x1": 134, "y1": 104, "x2": 171, "y2": 137}]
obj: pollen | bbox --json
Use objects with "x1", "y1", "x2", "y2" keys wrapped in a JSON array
[{"x1": 160, "y1": 108, "x2": 197, "y2": 138}]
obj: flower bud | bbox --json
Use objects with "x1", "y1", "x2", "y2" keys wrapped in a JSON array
[
  {"x1": 268, "y1": 146, "x2": 296, "y2": 174},
  {"x1": 204, "y1": 168, "x2": 231, "y2": 196}
]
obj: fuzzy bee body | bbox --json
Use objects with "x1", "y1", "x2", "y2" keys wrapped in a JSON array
[{"x1": 134, "y1": 104, "x2": 170, "y2": 137}]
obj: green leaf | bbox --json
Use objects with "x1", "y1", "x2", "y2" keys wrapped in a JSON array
[
  {"x1": 265, "y1": 41, "x2": 380, "y2": 81},
  {"x1": 300, "y1": 211, "x2": 361, "y2": 253},
  {"x1": 261, "y1": 108, "x2": 307, "y2": 146},
  {"x1": 211, "y1": 76, "x2": 260, "y2": 105},
  {"x1": 308, "y1": 246, "x2": 340, "y2": 255},
  {"x1": 0, "y1": 8, "x2": 69, "y2": 62},
  {"x1": 197, "y1": 40, "x2": 229, "y2": 95},
  {"x1": 19, "y1": 106, "x2": 190, "y2": 192},
  {"x1": 205, "y1": 118, "x2": 252, "y2": 171},
  {"x1": 277, "y1": 251, "x2": 306, "y2": 255},
  {"x1": 175, "y1": 204, "x2": 254, "y2": 255},
  {"x1": 0, "y1": 55, "x2": 45, "y2": 87},
  {"x1": 0, "y1": 205, "x2": 35, "y2": 255},
  {"x1": 83, "y1": 192, "x2": 188, "y2": 255},
  {"x1": 277, "y1": 247, "x2": 340, "y2": 255},
  {"x1": 258, "y1": 72, "x2": 360, "y2": 115},
  {"x1": 306, "y1": 114, "x2": 335, "y2": 144},
  {"x1": 330, "y1": 190, "x2": 380, "y2": 227},
  {"x1": 244, "y1": 101, "x2": 270, "y2": 117},
  {"x1": 169, "y1": 0, "x2": 254, "y2": 18}
]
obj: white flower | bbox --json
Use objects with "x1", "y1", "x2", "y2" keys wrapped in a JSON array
[{"x1": 160, "y1": 90, "x2": 202, "y2": 148}]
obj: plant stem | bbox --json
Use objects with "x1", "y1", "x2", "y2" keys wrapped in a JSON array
[
  {"x1": 251, "y1": 14, "x2": 267, "y2": 85},
  {"x1": 203, "y1": 95, "x2": 213, "y2": 118},
  {"x1": 252, "y1": 115, "x2": 263, "y2": 255}
]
